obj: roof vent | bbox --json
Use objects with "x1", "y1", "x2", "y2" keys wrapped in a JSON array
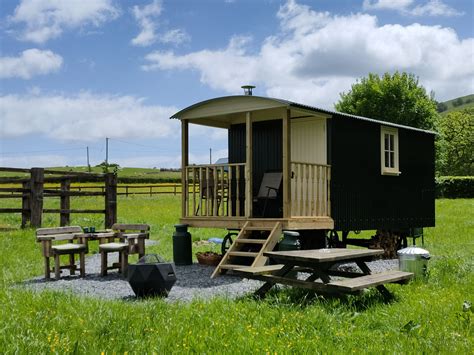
[{"x1": 241, "y1": 85, "x2": 255, "y2": 96}]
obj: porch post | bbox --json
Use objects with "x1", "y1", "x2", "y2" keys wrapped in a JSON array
[
  {"x1": 181, "y1": 120, "x2": 189, "y2": 218},
  {"x1": 282, "y1": 108, "x2": 291, "y2": 218},
  {"x1": 245, "y1": 112, "x2": 253, "y2": 217}
]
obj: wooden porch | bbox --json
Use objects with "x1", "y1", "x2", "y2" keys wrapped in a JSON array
[
  {"x1": 179, "y1": 161, "x2": 333, "y2": 230},
  {"x1": 177, "y1": 97, "x2": 334, "y2": 231}
]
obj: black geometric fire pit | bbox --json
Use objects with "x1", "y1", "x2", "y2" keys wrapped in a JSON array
[{"x1": 127, "y1": 255, "x2": 177, "y2": 297}]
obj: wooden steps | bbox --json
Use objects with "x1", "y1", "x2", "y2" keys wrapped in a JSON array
[
  {"x1": 211, "y1": 221, "x2": 282, "y2": 278},
  {"x1": 234, "y1": 239, "x2": 266, "y2": 244},
  {"x1": 245, "y1": 226, "x2": 273, "y2": 231},
  {"x1": 228, "y1": 251, "x2": 259, "y2": 257}
]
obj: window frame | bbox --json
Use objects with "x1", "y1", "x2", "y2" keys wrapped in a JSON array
[{"x1": 380, "y1": 126, "x2": 400, "y2": 176}]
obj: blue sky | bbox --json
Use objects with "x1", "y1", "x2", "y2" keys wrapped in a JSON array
[{"x1": 1, "y1": 0, "x2": 473, "y2": 168}]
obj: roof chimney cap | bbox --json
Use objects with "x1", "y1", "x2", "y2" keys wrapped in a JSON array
[{"x1": 241, "y1": 85, "x2": 256, "y2": 96}]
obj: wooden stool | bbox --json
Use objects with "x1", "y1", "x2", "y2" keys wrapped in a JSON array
[
  {"x1": 97, "y1": 223, "x2": 150, "y2": 277},
  {"x1": 99, "y1": 242, "x2": 129, "y2": 276}
]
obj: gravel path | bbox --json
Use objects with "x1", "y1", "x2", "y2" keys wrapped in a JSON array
[{"x1": 21, "y1": 250, "x2": 398, "y2": 302}]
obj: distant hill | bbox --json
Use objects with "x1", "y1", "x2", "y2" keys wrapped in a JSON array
[{"x1": 437, "y1": 94, "x2": 474, "y2": 115}]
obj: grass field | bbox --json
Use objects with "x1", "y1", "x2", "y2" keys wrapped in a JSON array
[{"x1": 0, "y1": 195, "x2": 472, "y2": 353}]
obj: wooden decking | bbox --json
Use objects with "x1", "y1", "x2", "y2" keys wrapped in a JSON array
[{"x1": 179, "y1": 216, "x2": 334, "y2": 230}]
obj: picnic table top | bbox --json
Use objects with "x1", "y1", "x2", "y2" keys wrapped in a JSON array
[{"x1": 263, "y1": 248, "x2": 384, "y2": 264}]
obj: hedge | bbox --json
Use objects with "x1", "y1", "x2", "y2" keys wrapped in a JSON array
[{"x1": 436, "y1": 176, "x2": 474, "y2": 198}]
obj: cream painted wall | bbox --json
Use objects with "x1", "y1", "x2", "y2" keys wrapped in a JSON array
[{"x1": 290, "y1": 117, "x2": 327, "y2": 164}]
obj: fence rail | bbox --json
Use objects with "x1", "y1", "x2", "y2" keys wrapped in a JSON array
[
  {"x1": 184, "y1": 163, "x2": 246, "y2": 217},
  {"x1": 290, "y1": 161, "x2": 331, "y2": 217},
  {"x1": 0, "y1": 167, "x2": 117, "y2": 228},
  {"x1": 41, "y1": 184, "x2": 182, "y2": 196}
]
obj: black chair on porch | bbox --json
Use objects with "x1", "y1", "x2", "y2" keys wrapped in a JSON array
[{"x1": 253, "y1": 171, "x2": 283, "y2": 217}]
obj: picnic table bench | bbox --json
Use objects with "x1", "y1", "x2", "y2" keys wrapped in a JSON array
[{"x1": 235, "y1": 248, "x2": 413, "y2": 300}]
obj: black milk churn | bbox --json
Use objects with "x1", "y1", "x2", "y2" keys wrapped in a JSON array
[
  {"x1": 279, "y1": 231, "x2": 301, "y2": 251},
  {"x1": 173, "y1": 224, "x2": 192, "y2": 265}
]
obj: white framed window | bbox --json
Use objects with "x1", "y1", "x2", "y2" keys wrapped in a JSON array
[{"x1": 381, "y1": 126, "x2": 400, "y2": 175}]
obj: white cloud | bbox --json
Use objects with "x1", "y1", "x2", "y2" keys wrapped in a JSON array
[
  {"x1": 0, "y1": 49, "x2": 63, "y2": 79},
  {"x1": 9, "y1": 0, "x2": 119, "y2": 43},
  {"x1": 363, "y1": 0, "x2": 463, "y2": 17},
  {"x1": 363, "y1": 0, "x2": 414, "y2": 11},
  {"x1": 0, "y1": 93, "x2": 180, "y2": 141},
  {"x1": 159, "y1": 29, "x2": 190, "y2": 45},
  {"x1": 131, "y1": 0, "x2": 162, "y2": 46},
  {"x1": 131, "y1": 0, "x2": 190, "y2": 47},
  {"x1": 142, "y1": 0, "x2": 474, "y2": 107},
  {"x1": 410, "y1": 0, "x2": 464, "y2": 17}
]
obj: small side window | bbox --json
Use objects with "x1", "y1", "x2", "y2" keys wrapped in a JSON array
[{"x1": 381, "y1": 126, "x2": 400, "y2": 175}]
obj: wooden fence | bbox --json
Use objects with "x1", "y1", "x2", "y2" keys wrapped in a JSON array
[
  {"x1": 51, "y1": 184, "x2": 182, "y2": 196},
  {"x1": 0, "y1": 167, "x2": 117, "y2": 228}
]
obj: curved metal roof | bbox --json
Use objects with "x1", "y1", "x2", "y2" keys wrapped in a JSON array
[{"x1": 170, "y1": 95, "x2": 436, "y2": 135}]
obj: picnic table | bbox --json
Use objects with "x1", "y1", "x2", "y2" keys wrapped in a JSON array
[{"x1": 236, "y1": 248, "x2": 413, "y2": 300}]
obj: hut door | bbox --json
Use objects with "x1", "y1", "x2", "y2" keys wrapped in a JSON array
[{"x1": 290, "y1": 118, "x2": 327, "y2": 216}]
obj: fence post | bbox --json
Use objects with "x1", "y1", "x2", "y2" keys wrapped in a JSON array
[
  {"x1": 30, "y1": 168, "x2": 44, "y2": 227},
  {"x1": 21, "y1": 181, "x2": 31, "y2": 228},
  {"x1": 60, "y1": 179, "x2": 71, "y2": 226},
  {"x1": 104, "y1": 173, "x2": 117, "y2": 228}
]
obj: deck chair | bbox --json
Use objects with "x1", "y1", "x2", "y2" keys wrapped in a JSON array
[
  {"x1": 98, "y1": 223, "x2": 150, "y2": 276},
  {"x1": 36, "y1": 226, "x2": 87, "y2": 280},
  {"x1": 253, "y1": 171, "x2": 283, "y2": 217}
]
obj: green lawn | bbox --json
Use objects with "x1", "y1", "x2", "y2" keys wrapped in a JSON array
[{"x1": 0, "y1": 197, "x2": 472, "y2": 353}]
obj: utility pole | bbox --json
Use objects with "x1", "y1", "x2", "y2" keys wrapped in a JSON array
[
  {"x1": 209, "y1": 148, "x2": 212, "y2": 164},
  {"x1": 105, "y1": 137, "x2": 109, "y2": 166},
  {"x1": 87, "y1": 146, "x2": 91, "y2": 172}
]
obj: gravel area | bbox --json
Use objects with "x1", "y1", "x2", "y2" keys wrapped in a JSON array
[{"x1": 21, "y1": 250, "x2": 399, "y2": 302}]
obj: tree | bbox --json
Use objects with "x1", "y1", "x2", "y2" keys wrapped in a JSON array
[
  {"x1": 335, "y1": 72, "x2": 438, "y2": 130},
  {"x1": 436, "y1": 101, "x2": 448, "y2": 113},
  {"x1": 436, "y1": 108, "x2": 474, "y2": 176}
]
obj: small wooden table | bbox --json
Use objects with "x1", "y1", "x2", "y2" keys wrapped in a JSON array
[{"x1": 236, "y1": 248, "x2": 412, "y2": 300}]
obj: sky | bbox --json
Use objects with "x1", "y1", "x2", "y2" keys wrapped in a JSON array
[{"x1": 0, "y1": 0, "x2": 473, "y2": 168}]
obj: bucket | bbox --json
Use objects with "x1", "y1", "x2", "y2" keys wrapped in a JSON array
[{"x1": 397, "y1": 246, "x2": 430, "y2": 280}]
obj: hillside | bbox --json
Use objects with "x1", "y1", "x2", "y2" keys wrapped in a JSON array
[{"x1": 437, "y1": 94, "x2": 474, "y2": 115}]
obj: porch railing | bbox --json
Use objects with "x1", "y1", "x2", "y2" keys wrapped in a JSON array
[
  {"x1": 290, "y1": 162, "x2": 331, "y2": 217},
  {"x1": 184, "y1": 163, "x2": 246, "y2": 217}
]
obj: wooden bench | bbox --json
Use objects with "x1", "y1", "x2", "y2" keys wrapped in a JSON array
[
  {"x1": 36, "y1": 226, "x2": 87, "y2": 280},
  {"x1": 98, "y1": 223, "x2": 150, "y2": 276},
  {"x1": 236, "y1": 264, "x2": 285, "y2": 275},
  {"x1": 236, "y1": 264, "x2": 413, "y2": 298},
  {"x1": 327, "y1": 270, "x2": 413, "y2": 293}
]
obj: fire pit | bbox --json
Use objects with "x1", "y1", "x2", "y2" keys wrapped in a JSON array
[{"x1": 127, "y1": 255, "x2": 177, "y2": 297}]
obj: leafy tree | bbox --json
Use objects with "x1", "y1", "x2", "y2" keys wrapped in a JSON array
[
  {"x1": 436, "y1": 108, "x2": 474, "y2": 176},
  {"x1": 95, "y1": 161, "x2": 120, "y2": 173},
  {"x1": 436, "y1": 102, "x2": 448, "y2": 113},
  {"x1": 335, "y1": 72, "x2": 438, "y2": 130},
  {"x1": 451, "y1": 97, "x2": 464, "y2": 107}
]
